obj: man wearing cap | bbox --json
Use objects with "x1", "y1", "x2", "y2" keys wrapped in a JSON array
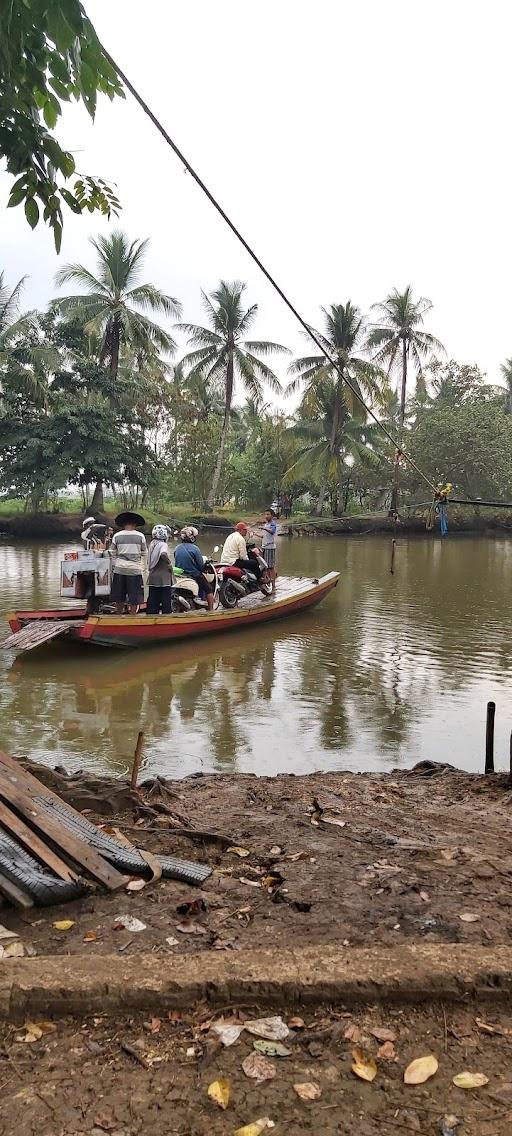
[
  {"x1": 110, "y1": 512, "x2": 147, "y2": 614},
  {"x1": 220, "y1": 521, "x2": 262, "y2": 579}
]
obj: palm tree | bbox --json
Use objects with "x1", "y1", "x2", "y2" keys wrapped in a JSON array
[
  {"x1": 286, "y1": 377, "x2": 381, "y2": 514},
  {"x1": 287, "y1": 302, "x2": 387, "y2": 514},
  {"x1": 0, "y1": 274, "x2": 58, "y2": 408},
  {"x1": 368, "y1": 286, "x2": 444, "y2": 511},
  {"x1": 176, "y1": 280, "x2": 289, "y2": 509},
  {"x1": 500, "y1": 358, "x2": 512, "y2": 413},
  {"x1": 52, "y1": 230, "x2": 181, "y2": 510}
]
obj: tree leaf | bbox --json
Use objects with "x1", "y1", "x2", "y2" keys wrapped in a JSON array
[
  {"x1": 212, "y1": 1019, "x2": 244, "y2": 1047},
  {"x1": 371, "y1": 1027, "x2": 397, "y2": 1043},
  {"x1": 404, "y1": 1054, "x2": 439, "y2": 1084},
  {"x1": 242, "y1": 1052, "x2": 276, "y2": 1082},
  {"x1": 207, "y1": 1077, "x2": 231, "y2": 1109},
  {"x1": 227, "y1": 846, "x2": 250, "y2": 857},
  {"x1": 459, "y1": 913, "x2": 480, "y2": 923},
  {"x1": 351, "y1": 1047, "x2": 377, "y2": 1082},
  {"x1": 53, "y1": 919, "x2": 74, "y2": 931},
  {"x1": 253, "y1": 1039, "x2": 291, "y2": 1057},
  {"x1": 245, "y1": 1016, "x2": 289, "y2": 1041},
  {"x1": 452, "y1": 1071, "x2": 489, "y2": 1089},
  {"x1": 378, "y1": 1041, "x2": 396, "y2": 1060},
  {"x1": 24, "y1": 198, "x2": 39, "y2": 230},
  {"x1": 293, "y1": 1081, "x2": 322, "y2": 1100},
  {"x1": 234, "y1": 1120, "x2": 273, "y2": 1136}
]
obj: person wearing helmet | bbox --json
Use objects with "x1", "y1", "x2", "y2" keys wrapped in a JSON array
[
  {"x1": 220, "y1": 521, "x2": 262, "y2": 578},
  {"x1": 174, "y1": 526, "x2": 214, "y2": 610},
  {"x1": 146, "y1": 525, "x2": 173, "y2": 614}
]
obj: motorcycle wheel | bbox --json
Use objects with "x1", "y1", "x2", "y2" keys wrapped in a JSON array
[
  {"x1": 219, "y1": 580, "x2": 240, "y2": 609},
  {"x1": 171, "y1": 593, "x2": 189, "y2": 613},
  {"x1": 260, "y1": 580, "x2": 273, "y2": 596}
]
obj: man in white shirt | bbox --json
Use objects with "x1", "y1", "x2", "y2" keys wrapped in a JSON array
[
  {"x1": 110, "y1": 511, "x2": 148, "y2": 614},
  {"x1": 221, "y1": 522, "x2": 262, "y2": 578}
]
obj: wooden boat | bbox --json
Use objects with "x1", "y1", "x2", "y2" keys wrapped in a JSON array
[{"x1": 3, "y1": 573, "x2": 339, "y2": 653}]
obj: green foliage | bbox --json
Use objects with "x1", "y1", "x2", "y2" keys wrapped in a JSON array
[{"x1": 0, "y1": 0, "x2": 123, "y2": 250}]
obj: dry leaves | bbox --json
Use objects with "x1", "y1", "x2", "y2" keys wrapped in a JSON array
[
  {"x1": 253, "y1": 1039, "x2": 291, "y2": 1057},
  {"x1": 287, "y1": 850, "x2": 311, "y2": 862},
  {"x1": 476, "y1": 1018, "x2": 512, "y2": 1038},
  {"x1": 228, "y1": 846, "x2": 250, "y2": 858},
  {"x1": 126, "y1": 878, "x2": 146, "y2": 893},
  {"x1": 94, "y1": 1113, "x2": 116, "y2": 1132},
  {"x1": 234, "y1": 1120, "x2": 273, "y2": 1136},
  {"x1": 3, "y1": 941, "x2": 25, "y2": 957},
  {"x1": 344, "y1": 1023, "x2": 363, "y2": 1043},
  {"x1": 459, "y1": 913, "x2": 480, "y2": 923},
  {"x1": 242, "y1": 1053, "x2": 276, "y2": 1082},
  {"x1": 176, "y1": 919, "x2": 208, "y2": 935},
  {"x1": 53, "y1": 919, "x2": 74, "y2": 931},
  {"x1": 207, "y1": 1077, "x2": 231, "y2": 1109},
  {"x1": 293, "y1": 1081, "x2": 322, "y2": 1101},
  {"x1": 245, "y1": 1016, "x2": 289, "y2": 1041},
  {"x1": 452, "y1": 1071, "x2": 489, "y2": 1089},
  {"x1": 212, "y1": 1019, "x2": 244, "y2": 1047},
  {"x1": 370, "y1": 1027, "x2": 397, "y2": 1043},
  {"x1": 404, "y1": 1055, "x2": 439, "y2": 1084},
  {"x1": 113, "y1": 914, "x2": 146, "y2": 933},
  {"x1": 378, "y1": 1041, "x2": 396, "y2": 1060},
  {"x1": 351, "y1": 1047, "x2": 377, "y2": 1082},
  {"x1": 288, "y1": 1016, "x2": 305, "y2": 1030},
  {"x1": 16, "y1": 1023, "x2": 43, "y2": 1043},
  {"x1": 269, "y1": 846, "x2": 282, "y2": 855},
  {"x1": 83, "y1": 931, "x2": 97, "y2": 943}
]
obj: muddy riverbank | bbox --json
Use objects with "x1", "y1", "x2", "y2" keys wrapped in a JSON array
[{"x1": 6, "y1": 760, "x2": 512, "y2": 960}]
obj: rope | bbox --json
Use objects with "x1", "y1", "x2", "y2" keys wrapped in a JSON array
[{"x1": 99, "y1": 44, "x2": 436, "y2": 496}]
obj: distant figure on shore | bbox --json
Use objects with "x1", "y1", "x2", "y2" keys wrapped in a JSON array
[
  {"x1": 110, "y1": 511, "x2": 147, "y2": 615},
  {"x1": 282, "y1": 493, "x2": 292, "y2": 520}
]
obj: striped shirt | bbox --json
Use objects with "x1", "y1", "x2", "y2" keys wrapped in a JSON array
[{"x1": 111, "y1": 529, "x2": 147, "y2": 576}]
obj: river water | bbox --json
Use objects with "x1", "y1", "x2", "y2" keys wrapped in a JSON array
[{"x1": 1, "y1": 535, "x2": 511, "y2": 778}]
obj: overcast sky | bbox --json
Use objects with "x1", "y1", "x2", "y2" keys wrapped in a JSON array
[{"x1": 1, "y1": 0, "x2": 510, "y2": 398}]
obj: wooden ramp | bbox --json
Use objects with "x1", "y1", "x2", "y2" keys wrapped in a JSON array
[{"x1": 1, "y1": 619, "x2": 78, "y2": 652}]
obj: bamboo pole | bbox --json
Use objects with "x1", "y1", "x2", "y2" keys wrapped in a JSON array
[
  {"x1": 485, "y1": 702, "x2": 495, "y2": 774},
  {"x1": 131, "y1": 730, "x2": 145, "y2": 790}
]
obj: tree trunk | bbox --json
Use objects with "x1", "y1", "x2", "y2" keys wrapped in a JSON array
[
  {"x1": 90, "y1": 480, "x2": 104, "y2": 514},
  {"x1": 206, "y1": 349, "x2": 233, "y2": 511},
  {"x1": 314, "y1": 484, "x2": 328, "y2": 515},
  {"x1": 343, "y1": 476, "x2": 351, "y2": 512},
  {"x1": 390, "y1": 338, "x2": 408, "y2": 514}
]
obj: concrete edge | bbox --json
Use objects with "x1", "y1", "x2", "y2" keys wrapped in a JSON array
[{"x1": 2, "y1": 945, "x2": 512, "y2": 1019}]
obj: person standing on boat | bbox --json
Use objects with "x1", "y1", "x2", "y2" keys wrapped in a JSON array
[
  {"x1": 221, "y1": 521, "x2": 263, "y2": 580},
  {"x1": 110, "y1": 511, "x2": 147, "y2": 615},
  {"x1": 174, "y1": 526, "x2": 215, "y2": 611},
  {"x1": 261, "y1": 507, "x2": 277, "y2": 591},
  {"x1": 146, "y1": 525, "x2": 173, "y2": 615}
]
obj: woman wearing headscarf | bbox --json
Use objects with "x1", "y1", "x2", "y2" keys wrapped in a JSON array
[{"x1": 146, "y1": 525, "x2": 173, "y2": 615}]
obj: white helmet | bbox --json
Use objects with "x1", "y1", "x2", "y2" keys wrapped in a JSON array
[{"x1": 180, "y1": 525, "x2": 199, "y2": 542}]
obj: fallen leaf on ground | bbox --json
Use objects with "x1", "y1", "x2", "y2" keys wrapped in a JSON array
[
  {"x1": 94, "y1": 1114, "x2": 116, "y2": 1132},
  {"x1": 459, "y1": 913, "x2": 480, "y2": 923},
  {"x1": 113, "y1": 915, "x2": 146, "y2": 933},
  {"x1": 245, "y1": 1015, "x2": 289, "y2": 1041},
  {"x1": 260, "y1": 873, "x2": 283, "y2": 890},
  {"x1": 34, "y1": 1020, "x2": 57, "y2": 1035},
  {"x1": 3, "y1": 941, "x2": 24, "y2": 957},
  {"x1": 404, "y1": 1054, "x2": 439, "y2": 1084},
  {"x1": 176, "y1": 919, "x2": 208, "y2": 935},
  {"x1": 126, "y1": 878, "x2": 146, "y2": 892},
  {"x1": 176, "y1": 897, "x2": 207, "y2": 917},
  {"x1": 242, "y1": 1053, "x2": 276, "y2": 1082},
  {"x1": 288, "y1": 1016, "x2": 305, "y2": 1029},
  {"x1": 344, "y1": 1023, "x2": 363, "y2": 1043},
  {"x1": 287, "y1": 850, "x2": 311, "y2": 861},
  {"x1": 83, "y1": 931, "x2": 97, "y2": 943},
  {"x1": 212, "y1": 1019, "x2": 244, "y2": 1047},
  {"x1": 293, "y1": 1081, "x2": 322, "y2": 1101},
  {"x1": 53, "y1": 919, "x2": 75, "y2": 931},
  {"x1": 452, "y1": 1071, "x2": 489, "y2": 1089},
  {"x1": 234, "y1": 1120, "x2": 273, "y2": 1136},
  {"x1": 420, "y1": 890, "x2": 431, "y2": 902},
  {"x1": 207, "y1": 1077, "x2": 231, "y2": 1109},
  {"x1": 439, "y1": 1116, "x2": 462, "y2": 1136},
  {"x1": 227, "y1": 846, "x2": 250, "y2": 858},
  {"x1": 371, "y1": 1027, "x2": 397, "y2": 1043},
  {"x1": 269, "y1": 846, "x2": 282, "y2": 855},
  {"x1": 0, "y1": 925, "x2": 19, "y2": 943},
  {"x1": 165, "y1": 937, "x2": 179, "y2": 948},
  {"x1": 17, "y1": 1023, "x2": 43, "y2": 1043},
  {"x1": 253, "y1": 1039, "x2": 291, "y2": 1057},
  {"x1": 239, "y1": 877, "x2": 261, "y2": 888},
  {"x1": 476, "y1": 1018, "x2": 512, "y2": 1038},
  {"x1": 378, "y1": 1041, "x2": 396, "y2": 1060},
  {"x1": 148, "y1": 1017, "x2": 161, "y2": 1034},
  {"x1": 321, "y1": 814, "x2": 346, "y2": 828},
  {"x1": 351, "y1": 1047, "x2": 377, "y2": 1082}
]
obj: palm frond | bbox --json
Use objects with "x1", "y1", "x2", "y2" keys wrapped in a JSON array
[
  {"x1": 242, "y1": 351, "x2": 282, "y2": 395},
  {"x1": 243, "y1": 340, "x2": 290, "y2": 356},
  {"x1": 126, "y1": 284, "x2": 182, "y2": 319}
]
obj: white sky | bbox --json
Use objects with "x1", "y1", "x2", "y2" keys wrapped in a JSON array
[{"x1": 1, "y1": 0, "x2": 510, "y2": 396}]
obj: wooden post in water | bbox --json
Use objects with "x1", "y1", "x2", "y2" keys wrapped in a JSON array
[
  {"x1": 131, "y1": 730, "x2": 145, "y2": 790},
  {"x1": 485, "y1": 702, "x2": 495, "y2": 774},
  {"x1": 509, "y1": 730, "x2": 512, "y2": 786}
]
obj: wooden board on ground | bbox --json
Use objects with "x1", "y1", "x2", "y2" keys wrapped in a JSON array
[
  {"x1": 0, "y1": 870, "x2": 33, "y2": 910},
  {"x1": 0, "y1": 764, "x2": 126, "y2": 891},
  {"x1": 1, "y1": 620, "x2": 78, "y2": 652},
  {"x1": 0, "y1": 799, "x2": 78, "y2": 883}
]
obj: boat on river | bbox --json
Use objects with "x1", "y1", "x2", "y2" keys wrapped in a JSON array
[{"x1": 3, "y1": 573, "x2": 339, "y2": 653}]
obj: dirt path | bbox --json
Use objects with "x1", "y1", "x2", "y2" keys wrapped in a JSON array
[
  {"x1": 4, "y1": 762, "x2": 512, "y2": 960},
  {"x1": 2, "y1": 1001, "x2": 512, "y2": 1135}
]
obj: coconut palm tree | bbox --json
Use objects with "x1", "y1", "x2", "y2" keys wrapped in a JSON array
[
  {"x1": 0, "y1": 273, "x2": 58, "y2": 407},
  {"x1": 286, "y1": 377, "x2": 381, "y2": 515},
  {"x1": 368, "y1": 286, "x2": 444, "y2": 428},
  {"x1": 52, "y1": 230, "x2": 181, "y2": 510},
  {"x1": 176, "y1": 280, "x2": 289, "y2": 509},
  {"x1": 500, "y1": 358, "x2": 512, "y2": 413},
  {"x1": 287, "y1": 302, "x2": 387, "y2": 514}
]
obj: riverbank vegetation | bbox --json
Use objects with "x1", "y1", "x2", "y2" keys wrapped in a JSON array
[{"x1": 2, "y1": 233, "x2": 512, "y2": 523}]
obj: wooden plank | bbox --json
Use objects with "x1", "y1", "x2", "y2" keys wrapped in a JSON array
[
  {"x1": 0, "y1": 766, "x2": 126, "y2": 891},
  {"x1": 0, "y1": 799, "x2": 78, "y2": 883},
  {"x1": 0, "y1": 871, "x2": 33, "y2": 910},
  {"x1": 1, "y1": 620, "x2": 78, "y2": 652}
]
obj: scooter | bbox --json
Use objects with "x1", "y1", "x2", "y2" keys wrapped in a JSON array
[
  {"x1": 217, "y1": 541, "x2": 273, "y2": 609},
  {"x1": 170, "y1": 558, "x2": 219, "y2": 613}
]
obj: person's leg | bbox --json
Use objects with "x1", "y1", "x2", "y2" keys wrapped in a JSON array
[
  {"x1": 146, "y1": 586, "x2": 158, "y2": 615},
  {"x1": 110, "y1": 572, "x2": 127, "y2": 615},
  {"x1": 235, "y1": 557, "x2": 262, "y2": 579},
  {"x1": 160, "y1": 587, "x2": 172, "y2": 614},
  {"x1": 265, "y1": 547, "x2": 276, "y2": 590},
  {"x1": 127, "y1": 574, "x2": 144, "y2": 616},
  {"x1": 197, "y1": 574, "x2": 214, "y2": 611}
]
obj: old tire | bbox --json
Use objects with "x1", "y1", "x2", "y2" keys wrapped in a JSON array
[{"x1": 219, "y1": 580, "x2": 239, "y2": 609}]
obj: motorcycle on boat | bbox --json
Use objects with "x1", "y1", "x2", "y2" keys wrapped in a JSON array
[
  {"x1": 216, "y1": 541, "x2": 273, "y2": 610},
  {"x1": 170, "y1": 558, "x2": 219, "y2": 613}
]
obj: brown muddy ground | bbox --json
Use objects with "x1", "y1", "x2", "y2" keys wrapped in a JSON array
[
  {"x1": 2, "y1": 1001, "x2": 512, "y2": 1134},
  {"x1": 4, "y1": 762, "x2": 512, "y2": 959}
]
